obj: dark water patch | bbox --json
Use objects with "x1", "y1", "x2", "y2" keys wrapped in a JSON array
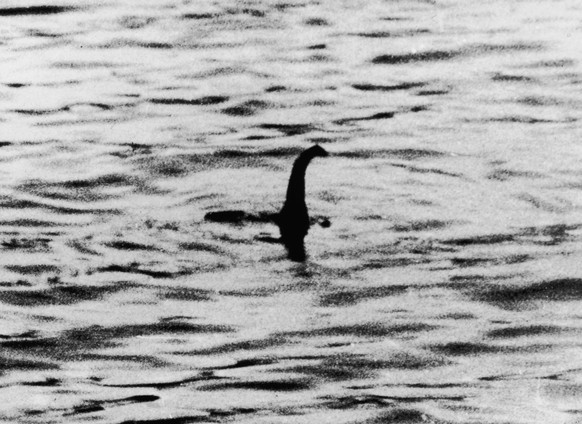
[
  {"x1": 265, "y1": 85, "x2": 286, "y2": 92},
  {"x1": 200, "y1": 378, "x2": 313, "y2": 392},
  {"x1": 0, "y1": 220, "x2": 66, "y2": 229},
  {"x1": 365, "y1": 408, "x2": 445, "y2": 424},
  {"x1": 319, "y1": 285, "x2": 408, "y2": 307},
  {"x1": 95, "y1": 264, "x2": 191, "y2": 279},
  {"x1": 486, "y1": 325, "x2": 569, "y2": 339},
  {"x1": 304, "y1": 17, "x2": 329, "y2": 26},
  {"x1": 188, "y1": 336, "x2": 287, "y2": 355},
  {"x1": 160, "y1": 287, "x2": 213, "y2": 302},
  {"x1": 488, "y1": 115, "x2": 564, "y2": 124},
  {"x1": 149, "y1": 96, "x2": 229, "y2": 106},
  {"x1": 487, "y1": 168, "x2": 543, "y2": 181},
  {"x1": 441, "y1": 233, "x2": 515, "y2": 246},
  {"x1": 119, "y1": 16, "x2": 156, "y2": 30},
  {"x1": 392, "y1": 219, "x2": 454, "y2": 232},
  {"x1": 2, "y1": 237, "x2": 51, "y2": 251},
  {"x1": 5, "y1": 264, "x2": 59, "y2": 275},
  {"x1": 211, "y1": 358, "x2": 278, "y2": 370},
  {"x1": 0, "y1": 280, "x2": 32, "y2": 288},
  {"x1": 372, "y1": 49, "x2": 460, "y2": 64},
  {"x1": 350, "y1": 29, "x2": 430, "y2": 38},
  {"x1": 416, "y1": 89, "x2": 450, "y2": 96},
  {"x1": 204, "y1": 209, "x2": 277, "y2": 224},
  {"x1": 0, "y1": 6, "x2": 77, "y2": 16},
  {"x1": 138, "y1": 147, "x2": 303, "y2": 177},
  {"x1": 3, "y1": 322, "x2": 234, "y2": 359},
  {"x1": 323, "y1": 394, "x2": 391, "y2": 409},
  {"x1": 518, "y1": 223, "x2": 577, "y2": 245},
  {"x1": 290, "y1": 354, "x2": 395, "y2": 381},
  {"x1": 119, "y1": 417, "x2": 210, "y2": 424},
  {"x1": 283, "y1": 322, "x2": 436, "y2": 339},
  {"x1": 429, "y1": 342, "x2": 503, "y2": 356},
  {"x1": 372, "y1": 42, "x2": 541, "y2": 65},
  {"x1": 102, "y1": 39, "x2": 174, "y2": 49},
  {"x1": 352, "y1": 82, "x2": 426, "y2": 92},
  {"x1": 307, "y1": 43, "x2": 326, "y2": 50},
  {"x1": 4, "y1": 83, "x2": 27, "y2": 88},
  {"x1": 0, "y1": 141, "x2": 12, "y2": 147},
  {"x1": 352, "y1": 257, "x2": 432, "y2": 271},
  {"x1": 439, "y1": 312, "x2": 477, "y2": 320},
  {"x1": 491, "y1": 73, "x2": 534, "y2": 82},
  {"x1": 226, "y1": 7, "x2": 267, "y2": 18},
  {"x1": 0, "y1": 197, "x2": 120, "y2": 215},
  {"x1": 69, "y1": 395, "x2": 160, "y2": 416},
  {"x1": 104, "y1": 240, "x2": 159, "y2": 251},
  {"x1": 0, "y1": 330, "x2": 38, "y2": 339},
  {"x1": 335, "y1": 148, "x2": 446, "y2": 160},
  {"x1": 19, "y1": 174, "x2": 150, "y2": 202},
  {"x1": 222, "y1": 100, "x2": 270, "y2": 116},
  {"x1": 102, "y1": 373, "x2": 220, "y2": 389},
  {"x1": 242, "y1": 135, "x2": 273, "y2": 140},
  {"x1": 182, "y1": 13, "x2": 217, "y2": 19},
  {"x1": 528, "y1": 58, "x2": 575, "y2": 68},
  {"x1": 178, "y1": 241, "x2": 225, "y2": 254},
  {"x1": 257, "y1": 123, "x2": 316, "y2": 136},
  {"x1": 474, "y1": 278, "x2": 582, "y2": 309},
  {"x1": 0, "y1": 356, "x2": 57, "y2": 372},
  {"x1": 22, "y1": 377, "x2": 61, "y2": 387},
  {"x1": 390, "y1": 163, "x2": 462, "y2": 178},
  {"x1": 450, "y1": 254, "x2": 531, "y2": 267},
  {"x1": 517, "y1": 95, "x2": 562, "y2": 107},
  {"x1": 0, "y1": 284, "x2": 134, "y2": 306},
  {"x1": 334, "y1": 111, "x2": 395, "y2": 125}
]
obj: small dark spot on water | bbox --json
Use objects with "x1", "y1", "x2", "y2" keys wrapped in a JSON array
[
  {"x1": 372, "y1": 49, "x2": 459, "y2": 64},
  {"x1": 0, "y1": 141, "x2": 12, "y2": 147},
  {"x1": 529, "y1": 58, "x2": 575, "y2": 68},
  {"x1": 211, "y1": 358, "x2": 278, "y2": 370},
  {"x1": 22, "y1": 377, "x2": 61, "y2": 387},
  {"x1": 200, "y1": 378, "x2": 313, "y2": 392},
  {"x1": 335, "y1": 111, "x2": 395, "y2": 124},
  {"x1": 161, "y1": 287, "x2": 213, "y2": 302},
  {"x1": 429, "y1": 342, "x2": 502, "y2": 356},
  {"x1": 307, "y1": 43, "x2": 326, "y2": 50},
  {"x1": 265, "y1": 85, "x2": 286, "y2": 92},
  {"x1": 222, "y1": 100, "x2": 270, "y2": 116},
  {"x1": 182, "y1": 13, "x2": 217, "y2": 20},
  {"x1": 283, "y1": 322, "x2": 436, "y2": 339},
  {"x1": 95, "y1": 264, "x2": 191, "y2": 279},
  {"x1": 474, "y1": 278, "x2": 582, "y2": 309},
  {"x1": 188, "y1": 336, "x2": 287, "y2": 355},
  {"x1": 492, "y1": 72, "x2": 534, "y2": 82},
  {"x1": 365, "y1": 408, "x2": 437, "y2": 423},
  {"x1": 0, "y1": 6, "x2": 77, "y2": 16},
  {"x1": 5, "y1": 264, "x2": 60, "y2": 275},
  {"x1": 104, "y1": 240, "x2": 159, "y2": 251},
  {"x1": 487, "y1": 168, "x2": 543, "y2": 181},
  {"x1": 486, "y1": 325, "x2": 568, "y2": 339},
  {"x1": 258, "y1": 123, "x2": 315, "y2": 136},
  {"x1": 4, "y1": 83, "x2": 27, "y2": 88},
  {"x1": 0, "y1": 284, "x2": 133, "y2": 307},
  {"x1": 304, "y1": 17, "x2": 329, "y2": 26},
  {"x1": 392, "y1": 219, "x2": 453, "y2": 232},
  {"x1": 149, "y1": 96, "x2": 229, "y2": 106},
  {"x1": 416, "y1": 89, "x2": 449, "y2": 96},
  {"x1": 441, "y1": 233, "x2": 515, "y2": 246},
  {"x1": 352, "y1": 82, "x2": 426, "y2": 92},
  {"x1": 319, "y1": 285, "x2": 409, "y2": 307}
]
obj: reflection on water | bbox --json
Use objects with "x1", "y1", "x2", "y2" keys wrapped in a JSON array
[{"x1": 1, "y1": 0, "x2": 582, "y2": 423}]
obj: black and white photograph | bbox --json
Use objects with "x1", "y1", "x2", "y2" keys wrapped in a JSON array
[{"x1": 0, "y1": 0, "x2": 581, "y2": 423}]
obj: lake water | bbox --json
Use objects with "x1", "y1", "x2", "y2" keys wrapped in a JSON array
[{"x1": 0, "y1": 1, "x2": 581, "y2": 423}]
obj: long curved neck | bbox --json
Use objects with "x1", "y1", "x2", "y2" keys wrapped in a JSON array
[{"x1": 284, "y1": 153, "x2": 314, "y2": 206}]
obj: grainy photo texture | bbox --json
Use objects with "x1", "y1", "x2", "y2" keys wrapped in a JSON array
[{"x1": 0, "y1": 0, "x2": 581, "y2": 423}]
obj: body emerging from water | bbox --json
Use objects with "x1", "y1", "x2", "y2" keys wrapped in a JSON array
[{"x1": 277, "y1": 145, "x2": 328, "y2": 261}]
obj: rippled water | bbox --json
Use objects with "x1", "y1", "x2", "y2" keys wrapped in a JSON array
[{"x1": 1, "y1": 1, "x2": 582, "y2": 423}]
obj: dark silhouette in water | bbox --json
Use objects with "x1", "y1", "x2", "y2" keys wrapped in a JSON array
[{"x1": 276, "y1": 145, "x2": 328, "y2": 261}]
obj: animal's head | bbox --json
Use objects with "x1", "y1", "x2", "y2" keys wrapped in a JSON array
[{"x1": 309, "y1": 144, "x2": 329, "y2": 158}]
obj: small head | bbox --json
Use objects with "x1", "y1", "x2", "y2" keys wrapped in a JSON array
[{"x1": 307, "y1": 144, "x2": 329, "y2": 158}]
